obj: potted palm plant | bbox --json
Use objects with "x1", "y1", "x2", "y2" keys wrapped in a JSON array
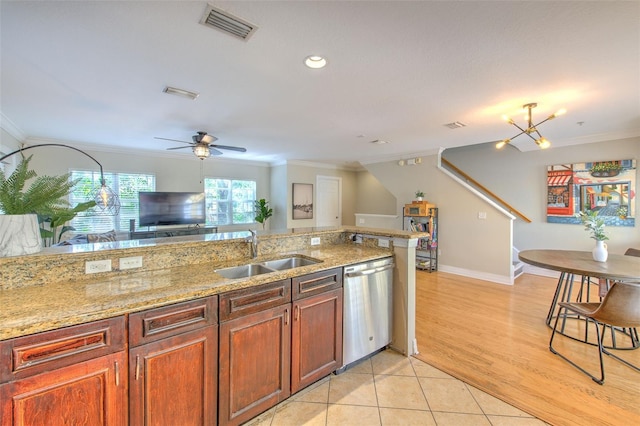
[{"x1": 0, "y1": 155, "x2": 93, "y2": 255}]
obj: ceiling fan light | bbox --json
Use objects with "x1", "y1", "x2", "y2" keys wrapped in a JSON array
[{"x1": 193, "y1": 145, "x2": 210, "y2": 159}]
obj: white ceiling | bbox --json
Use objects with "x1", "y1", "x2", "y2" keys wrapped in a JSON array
[{"x1": 1, "y1": 1, "x2": 639, "y2": 167}]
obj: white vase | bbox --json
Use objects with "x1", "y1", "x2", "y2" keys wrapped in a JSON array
[
  {"x1": 592, "y1": 240, "x2": 608, "y2": 262},
  {"x1": 416, "y1": 197, "x2": 423, "y2": 202},
  {"x1": 0, "y1": 214, "x2": 43, "y2": 257}
]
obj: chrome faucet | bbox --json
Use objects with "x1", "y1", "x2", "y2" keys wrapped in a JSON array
[{"x1": 247, "y1": 229, "x2": 258, "y2": 258}]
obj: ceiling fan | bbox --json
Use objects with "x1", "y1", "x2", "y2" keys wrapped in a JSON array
[{"x1": 155, "y1": 131, "x2": 247, "y2": 160}]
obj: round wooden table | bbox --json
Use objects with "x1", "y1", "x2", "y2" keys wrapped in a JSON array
[{"x1": 519, "y1": 249, "x2": 640, "y2": 349}]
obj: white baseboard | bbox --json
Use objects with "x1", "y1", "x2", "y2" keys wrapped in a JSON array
[
  {"x1": 437, "y1": 264, "x2": 513, "y2": 285},
  {"x1": 523, "y1": 264, "x2": 560, "y2": 279}
]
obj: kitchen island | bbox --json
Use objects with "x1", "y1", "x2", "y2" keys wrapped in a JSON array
[{"x1": 0, "y1": 226, "x2": 426, "y2": 425}]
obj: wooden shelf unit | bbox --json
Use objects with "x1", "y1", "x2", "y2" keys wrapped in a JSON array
[{"x1": 403, "y1": 206, "x2": 438, "y2": 272}]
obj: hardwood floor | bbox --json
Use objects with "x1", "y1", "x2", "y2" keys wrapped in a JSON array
[{"x1": 413, "y1": 271, "x2": 640, "y2": 426}]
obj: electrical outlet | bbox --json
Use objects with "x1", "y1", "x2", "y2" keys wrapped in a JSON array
[
  {"x1": 120, "y1": 256, "x2": 143, "y2": 270},
  {"x1": 378, "y1": 238, "x2": 389, "y2": 248},
  {"x1": 478, "y1": 211, "x2": 487, "y2": 219},
  {"x1": 310, "y1": 237, "x2": 321, "y2": 246},
  {"x1": 85, "y1": 259, "x2": 112, "y2": 274}
]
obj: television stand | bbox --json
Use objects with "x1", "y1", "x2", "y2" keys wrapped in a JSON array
[{"x1": 129, "y1": 226, "x2": 218, "y2": 240}]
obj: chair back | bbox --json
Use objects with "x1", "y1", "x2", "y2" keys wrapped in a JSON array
[
  {"x1": 591, "y1": 282, "x2": 640, "y2": 328},
  {"x1": 625, "y1": 247, "x2": 640, "y2": 257}
]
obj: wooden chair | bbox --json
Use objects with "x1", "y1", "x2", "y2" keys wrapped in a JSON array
[
  {"x1": 625, "y1": 247, "x2": 640, "y2": 257},
  {"x1": 549, "y1": 281, "x2": 640, "y2": 384}
]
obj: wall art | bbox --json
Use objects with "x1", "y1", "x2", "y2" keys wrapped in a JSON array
[
  {"x1": 547, "y1": 159, "x2": 635, "y2": 226},
  {"x1": 292, "y1": 183, "x2": 313, "y2": 219}
]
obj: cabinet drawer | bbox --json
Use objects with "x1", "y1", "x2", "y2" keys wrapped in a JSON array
[
  {"x1": 292, "y1": 268, "x2": 343, "y2": 300},
  {"x1": 0, "y1": 316, "x2": 125, "y2": 383},
  {"x1": 219, "y1": 279, "x2": 291, "y2": 322},
  {"x1": 129, "y1": 296, "x2": 218, "y2": 347}
]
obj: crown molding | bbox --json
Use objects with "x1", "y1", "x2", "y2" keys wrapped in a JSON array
[{"x1": 0, "y1": 112, "x2": 26, "y2": 142}]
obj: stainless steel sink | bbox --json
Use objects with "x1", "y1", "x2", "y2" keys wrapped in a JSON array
[
  {"x1": 261, "y1": 256, "x2": 321, "y2": 271},
  {"x1": 215, "y1": 256, "x2": 322, "y2": 279},
  {"x1": 215, "y1": 263, "x2": 276, "y2": 279}
]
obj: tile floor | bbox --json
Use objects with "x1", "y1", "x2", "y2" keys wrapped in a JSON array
[{"x1": 245, "y1": 349, "x2": 548, "y2": 425}]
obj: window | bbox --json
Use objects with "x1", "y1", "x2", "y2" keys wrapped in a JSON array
[
  {"x1": 204, "y1": 178, "x2": 256, "y2": 226},
  {"x1": 70, "y1": 171, "x2": 155, "y2": 233}
]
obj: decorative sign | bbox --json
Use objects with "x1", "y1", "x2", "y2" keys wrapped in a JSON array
[{"x1": 547, "y1": 159, "x2": 635, "y2": 226}]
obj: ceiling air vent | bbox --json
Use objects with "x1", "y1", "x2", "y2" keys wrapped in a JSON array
[
  {"x1": 444, "y1": 121, "x2": 466, "y2": 129},
  {"x1": 199, "y1": 4, "x2": 257, "y2": 41}
]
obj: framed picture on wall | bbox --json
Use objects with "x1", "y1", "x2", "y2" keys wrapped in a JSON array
[{"x1": 292, "y1": 183, "x2": 313, "y2": 219}]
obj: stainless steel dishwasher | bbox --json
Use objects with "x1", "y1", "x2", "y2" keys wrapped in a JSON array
[{"x1": 341, "y1": 257, "x2": 394, "y2": 368}]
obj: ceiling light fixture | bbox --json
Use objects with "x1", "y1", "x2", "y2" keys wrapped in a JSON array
[
  {"x1": 496, "y1": 103, "x2": 566, "y2": 150},
  {"x1": 304, "y1": 55, "x2": 327, "y2": 69},
  {"x1": 162, "y1": 86, "x2": 199, "y2": 100},
  {"x1": 192, "y1": 143, "x2": 211, "y2": 160}
]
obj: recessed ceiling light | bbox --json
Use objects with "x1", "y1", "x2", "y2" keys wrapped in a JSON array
[
  {"x1": 370, "y1": 139, "x2": 389, "y2": 145},
  {"x1": 163, "y1": 86, "x2": 199, "y2": 100},
  {"x1": 304, "y1": 55, "x2": 327, "y2": 69}
]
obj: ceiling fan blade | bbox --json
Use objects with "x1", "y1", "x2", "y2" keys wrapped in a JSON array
[
  {"x1": 166, "y1": 146, "x2": 192, "y2": 150},
  {"x1": 209, "y1": 148, "x2": 224, "y2": 156},
  {"x1": 155, "y1": 137, "x2": 192, "y2": 144},
  {"x1": 211, "y1": 144, "x2": 247, "y2": 153}
]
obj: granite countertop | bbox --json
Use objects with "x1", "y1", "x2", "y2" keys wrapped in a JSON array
[{"x1": 0, "y1": 244, "x2": 392, "y2": 341}]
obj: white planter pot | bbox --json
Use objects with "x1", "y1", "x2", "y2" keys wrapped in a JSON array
[
  {"x1": 592, "y1": 240, "x2": 608, "y2": 262},
  {"x1": 0, "y1": 214, "x2": 43, "y2": 257}
]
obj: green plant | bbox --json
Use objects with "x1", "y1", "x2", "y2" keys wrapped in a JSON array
[
  {"x1": 254, "y1": 198, "x2": 273, "y2": 229},
  {"x1": 616, "y1": 206, "x2": 628, "y2": 217},
  {"x1": 0, "y1": 155, "x2": 95, "y2": 245},
  {"x1": 577, "y1": 210, "x2": 609, "y2": 241},
  {"x1": 415, "y1": 190, "x2": 424, "y2": 198},
  {"x1": 590, "y1": 163, "x2": 622, "y2": 173},
  {"x1": 0, "y1": 155, "x2": 80, "y2": 215},
  {"x1": 39, "y1": 201, "x2": 96, "y2": 246}
]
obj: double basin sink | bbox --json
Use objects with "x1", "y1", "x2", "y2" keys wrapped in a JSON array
[{"x1": 215, "y1": 255, "x2": 322, "y2": 279}]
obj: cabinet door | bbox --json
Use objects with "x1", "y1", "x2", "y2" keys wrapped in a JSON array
[
  {"x1": 129, "y1": 326, "x2": 217, "y2": 426},
  {"x1": 219, "y1": 304, "x2": 291, "y2": 426},
  {"x1": 0, "y1": 351, "x2": 127, "y2": 426},
  {"x1": 291, "y1": 288, "x2": 343, "y2": 393}
]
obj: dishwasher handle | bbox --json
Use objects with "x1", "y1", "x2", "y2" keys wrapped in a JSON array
[{"x1": 345, "y1": 263, "x2": 394, "y2": 278}]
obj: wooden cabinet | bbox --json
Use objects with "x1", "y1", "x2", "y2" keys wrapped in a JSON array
[
  {"x1": 0, "y1": 317, "x2": 127, "y2": 426},
  {"x1": 291, "y1": 287, "x2": 343, "y2": 393},
  {"x1": 128, "y1": 296, "x2": 218, "y2": 426},
  {"x1": 218, "y1": 280, "x2": 292, "y2": 426}
]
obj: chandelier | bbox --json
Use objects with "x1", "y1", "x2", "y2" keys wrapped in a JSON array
[{"x1": 496, "y1": 103, "x2": 566, "y2": 150}]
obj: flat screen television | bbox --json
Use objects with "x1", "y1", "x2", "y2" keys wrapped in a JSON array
[{"x1": 138, "y1": 191, "x2": 206, "y2": 227}]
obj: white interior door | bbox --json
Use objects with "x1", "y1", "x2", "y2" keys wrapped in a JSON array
[{"x1": 316, "y1": 176, "x2": 342, "y2": 227}]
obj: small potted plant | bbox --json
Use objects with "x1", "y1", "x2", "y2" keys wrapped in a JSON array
[
  {"x1": 576, "y1": 210, "x2": 608, "y2": 262},
  {"x1": 254, "y1": 198, "x2": 273, "y2": 229},
  {"x1": 415, "y1": 190, "x2": 425, "y2": 201},
  {"x1": 616, "y1": 206, "x2": 628, "y2": 219}
]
